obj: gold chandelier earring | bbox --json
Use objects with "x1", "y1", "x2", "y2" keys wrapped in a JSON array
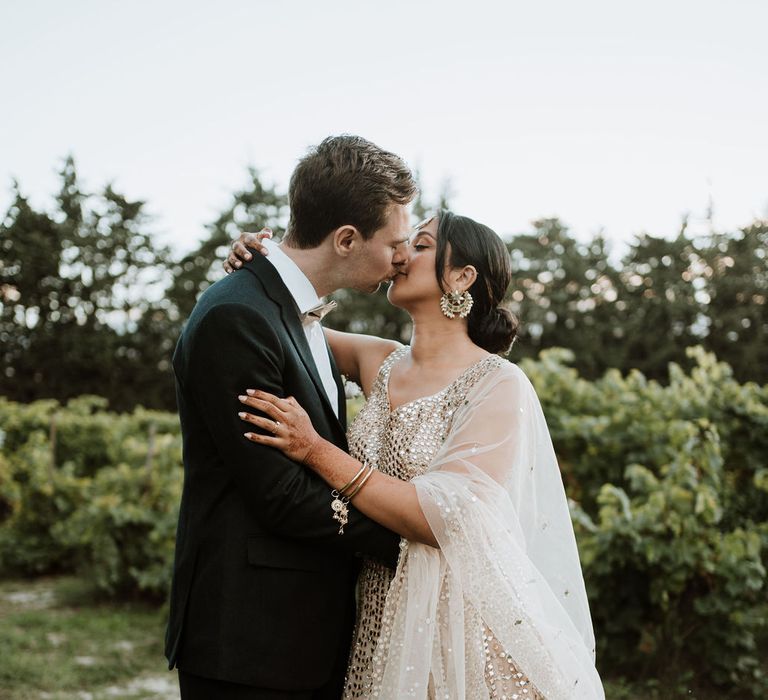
[{"x1": 440, "y1": 289, "x2": 474, "y2": 319}]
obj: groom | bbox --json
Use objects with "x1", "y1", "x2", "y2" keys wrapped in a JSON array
[{"x1": 166, "y1": 135, "x2": 416, "y2": 698}]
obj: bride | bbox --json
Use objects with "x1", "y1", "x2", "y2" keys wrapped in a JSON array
[{"x1": 230, "y1": 211, "x2": 604, "y2": 699}]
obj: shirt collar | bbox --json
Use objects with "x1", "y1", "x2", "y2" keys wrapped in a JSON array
[{"x1": 262, "y1": 238, "x2": 322, "y2": 314}]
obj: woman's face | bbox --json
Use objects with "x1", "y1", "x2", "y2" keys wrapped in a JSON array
[{"x1": 386, "y1": 216, "x2": 443, "y2": 310}]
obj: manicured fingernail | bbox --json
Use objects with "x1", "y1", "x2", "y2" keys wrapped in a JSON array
[
  {"x1": 238, "y1": 412, "x2": 246, "y2": 419},
  {"x1": 245, "y1": 253, "x2": 252, "y2": 260},
  {"x1": 238, "y1": 395, "x2": 247, "y2": 401},
  {"x1": 235, "y1": 261, "x2": 241, "y2": 267},
  {"x1": 246, "y1": 389, "x2": 256, "y2": 396}
]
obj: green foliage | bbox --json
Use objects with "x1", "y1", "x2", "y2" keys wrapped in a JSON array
[
  {"x1": 506, "y1": 218, "x2": 768, "y2": 386},
  {"x1": 525, "y1": 347, "x2": 768, "y2": 696},
  {"x1": 506, "y1": 219, "x2": 624, "y2": 376},
  {"x1": 0, "y1": 158, "x2": 173, "y2": 410},
  {"x1": 703, "y1": 220, "x2": 768, "y2": 384},
  {"x1": 0, "y1": 416, "x2": 88, "y2": 574},
  {"x1": 0, "y1": 397, "x2": 182, "y2": 598},
  {"x1": 54, "y1": 456, "x2": 181, "y2": 598}
]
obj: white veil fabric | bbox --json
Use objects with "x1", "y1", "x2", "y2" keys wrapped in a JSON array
[{"x1": 368, "y1": 362, "x2": 604, "y2": 699}]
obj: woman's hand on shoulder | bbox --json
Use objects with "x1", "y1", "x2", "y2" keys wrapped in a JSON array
[{"x1": 224, "y1": 228, "x2": 273, "y2": 273}]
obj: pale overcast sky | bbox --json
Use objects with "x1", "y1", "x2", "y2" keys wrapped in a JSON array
[{"x1": 2, "y1": 0, "x2": 766, "y2": 254}]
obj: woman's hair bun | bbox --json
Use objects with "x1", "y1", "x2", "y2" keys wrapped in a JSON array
[{"x1": 469, "y1": 306, "x2": 518, "y2": 355}]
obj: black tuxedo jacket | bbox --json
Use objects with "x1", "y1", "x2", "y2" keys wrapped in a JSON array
[{"x1": 165, "y1": 253, "x2": 400, "y2": 690}]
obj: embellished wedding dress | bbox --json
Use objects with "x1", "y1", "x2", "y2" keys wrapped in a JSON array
[{"x1": 342, "y1": 347, "x2": 604, "y2": 700}]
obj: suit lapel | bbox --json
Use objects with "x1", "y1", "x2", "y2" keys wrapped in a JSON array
[
  {"x1": 326, "y1": 344, "x2": 347, "y2": 432},
  {"x1": 242, "y1": 255, "x2": 346, "y2": 443}
]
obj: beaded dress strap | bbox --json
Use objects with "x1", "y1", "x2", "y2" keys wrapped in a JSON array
[
  {"x1": 371, "y1": 346, "x2": 409, "y2": 397},
  {"x1": 443, "y1": 354, "x2": 506, "y2": 401}
]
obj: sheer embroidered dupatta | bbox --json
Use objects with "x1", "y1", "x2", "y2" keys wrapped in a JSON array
[{"x1": 369, "y1": 363, "x2": 604, "y2": 699}]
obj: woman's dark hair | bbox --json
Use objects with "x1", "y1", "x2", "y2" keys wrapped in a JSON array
[
  {"x1": 434, "y1": 210, "x2": 518, "y2": 354},
  {"x1": 285, "y1": 135, "x2": 417, "y2": 249}
]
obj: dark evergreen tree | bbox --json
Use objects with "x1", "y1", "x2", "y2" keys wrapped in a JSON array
[
  {"x1": 611, "y1": 228, "x2": 704, "y2": 380},
  {"x1": 0, "y1": 157, "x2": 169, "y2": 409},
  {"x1": 702, "y1": 220, "x2": 768, "y2": 384},
  {"x1": 505, "y1": 218, "x2": 622, "y2": 377}
]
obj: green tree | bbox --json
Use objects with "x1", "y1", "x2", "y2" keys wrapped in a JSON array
[
  {"x1": 612, "y1": 228, "x2": 704, "y2": 380},
  {"x1": 503, "y1": 216, "x2": 768, "y2": 385},
  {"x1": 702, "y1": 220, "x2": 768, "y2": 384},
  {"x1": 0, "y1": 157, "x2": 170, "y2": 409},
  {"x1": 505, "y1": 218, "x2": 622, "y2": 376}
]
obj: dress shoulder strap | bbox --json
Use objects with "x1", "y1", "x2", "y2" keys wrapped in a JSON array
[{"x1": 370, "y1": 345, "x2": 409, "y2": 397}]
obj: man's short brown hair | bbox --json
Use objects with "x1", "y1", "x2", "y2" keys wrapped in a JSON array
[{"x1": 285, "y1": 135, "x2": 417, "y2": 249}]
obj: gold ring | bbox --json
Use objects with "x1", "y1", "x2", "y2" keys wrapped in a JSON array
[{"x1": 273, "y1": 420, "x2": 281, "y2": 434}]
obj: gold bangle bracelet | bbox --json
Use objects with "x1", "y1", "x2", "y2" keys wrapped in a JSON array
[
  {"x1": 337, "y1": 463, "x2": 367, "y2": 496},
  {"x1": 346, "y1": 465, "x2": 375, "y2": 500}
]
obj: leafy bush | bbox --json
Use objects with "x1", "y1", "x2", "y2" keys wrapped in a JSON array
[
  {"x1": 0, "y1": 396, "x2": 182, "y2": 596},
  {"x1": 0, "y1": 428, "x2": 88, "y2": 574},
  {"x1": 53, "y1": 445, "x2": 181, "y2": 598},
  {"x1": 524, "y1": 347, "x2": 768, "y2": 696}
]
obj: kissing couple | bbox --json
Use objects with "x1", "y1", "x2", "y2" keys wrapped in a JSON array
[{"x1": 165, "y1": 135, "x2": 604, "y2": 699}]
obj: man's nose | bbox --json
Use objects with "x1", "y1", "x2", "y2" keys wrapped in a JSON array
[{"x1": 392, "y1": 243, "x2": 409, "y2": 265}]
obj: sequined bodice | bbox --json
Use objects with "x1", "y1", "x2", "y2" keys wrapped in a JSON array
[
  {"x1": 342, "y1": 347, "x2": 508, "y2": 698},
  {"x1": 347, "y1": 346, "x2": 501, "y2": 483}
]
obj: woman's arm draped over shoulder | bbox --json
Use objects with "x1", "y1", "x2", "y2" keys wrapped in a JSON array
[{"x1": 323, "y1": 328, "x2": 400, "y2": 396}]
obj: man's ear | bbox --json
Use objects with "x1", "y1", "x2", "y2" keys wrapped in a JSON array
[{"x1": 331, "y1": 225, "x2": 363, "y2": 258}]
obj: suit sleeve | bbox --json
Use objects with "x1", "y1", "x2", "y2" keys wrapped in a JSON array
[{"x1": 185, "y1": 301, "x2": 400, "y2": 566}]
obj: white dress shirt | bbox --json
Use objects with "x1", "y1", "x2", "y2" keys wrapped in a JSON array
[{"x1": 262, "y1": 239, "x2": 339, "y2": 416}]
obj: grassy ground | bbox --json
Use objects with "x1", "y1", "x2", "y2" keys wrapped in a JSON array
[
  {"x1": 0, "y1": 576, "x2": 717, "y2": 700},
  {"x1": 0, "y1": 577, "x2": 177, "y2": 700}
]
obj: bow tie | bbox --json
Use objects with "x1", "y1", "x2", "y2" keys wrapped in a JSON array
[{"x1": 301, "y1": 300, "x2": 337, "y2": 326}]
